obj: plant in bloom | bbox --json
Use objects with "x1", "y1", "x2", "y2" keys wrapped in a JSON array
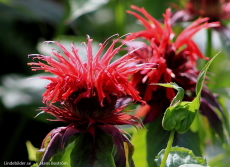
[
  {"x1": 171, "y1": 0, "x2": 230, "y2": 45},
  {"x1": 123, "y1": 5, "x2": 225, "y2": 139},
  {"x1": 171, "y1": 0, "x2": 230, "y2": 23},
  {"x1": 28, "y1": 35, "x2": 155, "y2": 166}
]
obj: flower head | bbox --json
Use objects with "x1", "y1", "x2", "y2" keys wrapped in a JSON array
[
  {"x1": 124, "y1": 5, "x2": 223, "y2": 139},
  {"x1": 29, "y1": 35, "x2": 146, "y2": 105},
  {"x1": 170, "y1": 0, "x2": 230, "y2": 58},
  {"x1": 28, "y1": 35, "x2": 153, "y2": 166},
  {"x1": 171, "y1": 0, "x2": 230, "y2": 23}
]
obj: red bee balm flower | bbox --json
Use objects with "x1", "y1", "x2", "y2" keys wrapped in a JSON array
[
  {"x1": 124, "y1": 6, "x2": 224, "y2": 139},
  {"x1": 171, "y1": 0, "x2": 230, "y2": 45},
  {"x1": 171, "y1": 0, "x2": 230, "y2": 23},
  {"x1": 28, "y1": 35, "x2": 153, "y2": 166}
]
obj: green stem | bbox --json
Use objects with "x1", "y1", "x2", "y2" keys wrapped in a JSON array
[
  {"x1": 115, "y1": 0, "x2": 126, "y2": 35},
  {"x1": 206, "y1": 28, "x2": 212, "y2": 58},
  {"x1": 160, "y1": 131, "x2": 175, "y2": 167},
  {"x1": 53, "y1": 0, "x2": 70, "y2": 38}
]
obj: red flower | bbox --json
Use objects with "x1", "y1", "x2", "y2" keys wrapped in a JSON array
[
  {"x1": 170, "y1": 0, "x2": 230, "y2": 57},
  {"x1": 124, "y1": 5, "x2": 223, "y2": 138},
  {"x1": 171, "y1": 0, "x2": 230, "y2": 23},
  {"x1": 29, "y1": 35, "x2": 146, "y2": 105},
  {"x1": 28, "y1": 35, "x2": 154, "y2": 166}
]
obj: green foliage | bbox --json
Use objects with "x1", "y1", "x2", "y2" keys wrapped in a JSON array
[
  {"x1": 152, "y1": 83, "x2": 184, "y2": 107},
  {"x1": 155, "y1": 147, "x2": 208, "y2": 167},
  {"x1": 26, "y1": 141, "x2": 38, "y2": 162},
  {"x1": 163, "y1": 101, "x2": 194, "y2": 133},
  {"x1": 36, "y1": 134, "x2": 52, "y2": 164},
  {"x1": 131, "y1": 116, "x2": 202, "y2": 167},
  {"x1": 70, "y1": 132, "x2": 116, "y2": 167},
  {"x1": 124, "y1": 140, "x2": 135, "y2": 167},
  {"x1": 30, "y1": 163, "x2": 38, "y2": 167},
  {"x1": 67, "y1": 0, "x2": 108, "y2": 23},
  {"x1": 155, "y1": 54, "x2": 218, "y2": 134},
  {"x1": 131, "y1": 128, "x2": 148, "y2": 167},
  {"x1": 143, "y1": 115, "x2": 170, "y2": 167},
  {"x1": 154, "y1": 54, "x2": 219, "y2": 167}
]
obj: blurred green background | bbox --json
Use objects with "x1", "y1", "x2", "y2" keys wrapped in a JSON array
[{"x1": 1, "y1": 0, "x2": 230, "y2": 166}]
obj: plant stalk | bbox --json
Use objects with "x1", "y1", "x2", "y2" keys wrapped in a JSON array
[
  {"x1": 115, "y1": 0, "x2": 126, "y2": 35},
  {"x1": 160, "y1": 130, "x2": 175, "y2": 167},
  {"x1": 206, "y1": 28, "x2": 212, "y2": 58}
]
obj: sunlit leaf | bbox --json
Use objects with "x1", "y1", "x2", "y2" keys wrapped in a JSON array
[
  {"x1": 66, "y1": 0, "x2": 108, "y2": 24},
  {"x1": 124, "y1": 141, "x2": 135, "y2": 167},
  {"x1": 155, "y1": 147, "x2": 207, "y2": 167},
  {"x1": 131, "y1": 128, "x2": 148, "y2": 167},
  {"x1": 0, "y1": 74, "x2": 48, "y2": 109},
  {"x1": 179, "y1": 164, "x2": 209, "y2": 167},
  {"x1": 30, "y1": 163, "x2": 38, "y2": 167},
  {"x1": 26, "y1": 140, "x2": 38, "y2": 161}
]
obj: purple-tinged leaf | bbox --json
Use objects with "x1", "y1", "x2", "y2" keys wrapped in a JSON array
[
  {"x1": 122, "y1": 134, "x2": 135, "y2": 167},
  {"x1": 61, "y1": 126, "x2": 79, "y2": 150},
  {"x1": 36, "y1": 127, "x2": 75, "y2": 166},
  {"x1": 99, "y1": 125, "x2": 126, "y2": 167},
  {"x1": 199, "y1": 99, "x2": 224, "y2": 140},
  {"x1": 201, "y1": 89, "x2": 223, "y2": 115},
  {"x1": 38, "y1": 132, "x2": 62, "y2": 167},
  {"x1": 70, "y1": 129, "x2": 116, "y2": 167}
]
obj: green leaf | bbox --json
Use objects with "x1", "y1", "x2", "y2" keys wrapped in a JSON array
[
  {"x1": 153, "y1": 83, "x2": 184, "y2": 107},
  {"x1": 35, "y1": 129, "x2": 69, "y2": 166},
  {"x1": 163, "y1": 101, "x2": 194, "y2": 133},
  {"x1": 36, "y1": 133, "x2": 52, "y2": 164},
  {"x1": 124, "y1": 140, "x2": 135, "y2": 167},
  {"x1": 208, "y1": 151, "x2": 230, "y2": 167},
  {"x1": 196, "y1": 52, "x2": 219, "y2": 96},
  {"x1": 179, "y1": 165, "x2": 209, "y2": 167},
  {"x1": 146, "y1": 114, "x2": 171, "y2": 167},
  {"x1": 30, "y1": 163, "x2": 38, "y2": 167},
  {"x1": 155, "y1": 146, "x2": 207, "y2": 167},
  {"x1": 131, "y1": 128, "x2": 148, "y2": 167},
  {"x1": 144, "y1": 115, "x2": 203, "y2": 167},
  {"x1": 70, "y1": 130, "x2": 116, "y2": 167},
  {"x1": 66, "y1": 0, "x2": 108, "y2": 24},
  {"x1": 173, "y1": 129, "x2": 202, "y2": 157},
  {"x1": 26, "y1": 140, "x2": 38, "y2": 162}
]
